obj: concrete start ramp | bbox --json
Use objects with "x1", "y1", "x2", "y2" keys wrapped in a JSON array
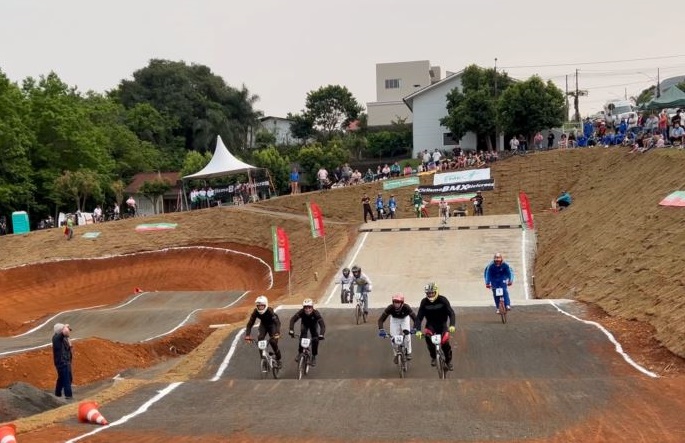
[{"x1": 322, "y1": 214, "x2": 536, "y2": 309}]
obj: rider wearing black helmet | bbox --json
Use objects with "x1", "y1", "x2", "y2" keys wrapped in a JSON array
[
  {"x1": 414, "y1": 283, "x2": 456, "y2": 370},
  {"x1": 339, "y1": 267, "x2": 355, "y2": 303}
]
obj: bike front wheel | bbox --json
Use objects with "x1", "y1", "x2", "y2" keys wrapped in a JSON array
[
  {"x1": 398, "y1": 352, "x2": 406, "y2": 378},
  {"x1": 271, "y1": 358, "x2": 280, "y2": 379},
  {"x1": 260, "y1": 358, "x2": 268, "y2": 379},
  {"x1": 355, "y1": 304, "x2": 362, "y2": 325},
  {"x1": 297, "y1": 354, "x2": 308, "y2": 380},
  {"x1": 499, "y1": 297, "x2": 507, "y2": 324},
  {"x1": 436, "y1": 352, "x2": 446, "y2": 379}
]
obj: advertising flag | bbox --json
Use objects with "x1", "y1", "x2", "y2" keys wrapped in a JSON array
[
  {"x1": 518, "y1": 191, "x2": 535, "y2": 230},
  {"x1": 271, "y1": 226, "x2": 291, "y2": 272},
  {"x1": 307, "y1": 201, "x2": 326, "y2": 238}
]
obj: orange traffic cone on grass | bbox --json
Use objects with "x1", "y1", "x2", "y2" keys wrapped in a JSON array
[
  {"x1": 0, "y1": 423, "x2": 17, "y2": 443},
  {"x1": 78, "y1": 401, "x2": 108, "y2": 426}
]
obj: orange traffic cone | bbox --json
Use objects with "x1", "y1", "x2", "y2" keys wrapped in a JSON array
[
  {"x1": 0, "y1": 423, "x2": 17, "y2": 443},
  {"x1": 134, "y1": 287, "x2": 143, "y2": 294},
  {"x1": 78, "y1": 401, "x2": 108, "y2": 426}
]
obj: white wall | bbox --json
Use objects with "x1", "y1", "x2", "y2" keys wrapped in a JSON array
[
  {"x1": 367, "y1": 101, "x2": 413, "y2": 126},
  {"x1": 411, "y1": 76, "x2": 478, "y2": 156},
  {"x1": 260, "y1": 118, "x2": 297, "y2": 145}
]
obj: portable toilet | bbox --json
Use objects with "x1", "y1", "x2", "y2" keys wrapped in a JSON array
[{"x1": 11, "y1": 211, "x2": 30, "y2": 234}]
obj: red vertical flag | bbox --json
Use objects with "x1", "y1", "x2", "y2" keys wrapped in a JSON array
[
  {"x1": 271, "y1": 226, "x2": 291, "y2": 272},
  {"x1": 307, "y1": 201, "x2": 326, "y2": 238},
  {"x1": 518, "y1": 191, "x2": 535, "y2": 230}
]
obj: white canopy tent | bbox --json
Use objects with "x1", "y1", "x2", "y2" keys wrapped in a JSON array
[{"x1": 181, "y1": 135, "x2": 272, "y2": 209}]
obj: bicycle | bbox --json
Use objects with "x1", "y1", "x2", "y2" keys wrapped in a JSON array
[
  {"x1": 339, "y1": 282, "x2": 354, "y2": 304},
  {"x1": 426, "y1": 331, "x2": 450, "y2": 379},
  {"x1": 491, "y1": 281, "x2": 510, "y2": 324},
  {"x1": 248, "y1": 338, "x2": 280, "y2": 379},
  {"x1": 293, "y1": 335, "x2": 314, "y2": 380},
  {"x1": 384, "y1": 330, "x2": 410, "y2": 378},
  {"x1": 472, "y1": 200, "x2": 483, "y2": 216},
  {"x1": 354, "y1": 292, "x2": 368, "y2": 325},
  {"x1": 440, "y1": 206, "x2": 450, "y2": 225}
]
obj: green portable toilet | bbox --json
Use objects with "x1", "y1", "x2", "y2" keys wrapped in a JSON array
[{"x1": 12, "y1": 211, "x2": 30, "y2": 234}]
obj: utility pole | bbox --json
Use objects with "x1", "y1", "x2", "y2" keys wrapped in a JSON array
[
  {"x1": 565, "y1": 75, "x2": 569, "y2": 121},
  {"x1": 656, "y1": 68, "x2": 661, "y2": 98},
  {"x1": 494, "y1": 57, "x2": 498, "y2": 151},
  {"x1": 567, "y1": 69, "x2": 588, "y2": 122}
]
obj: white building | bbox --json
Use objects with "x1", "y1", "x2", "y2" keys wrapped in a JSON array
[
  {"x1": 249, "y1": 116, "x2": 300, "y2": 147},
  {"x1": 367, "y1": 60, "x2": 442, "y2": 127},
  {"x1": 403, "y1": 71, "x2": 484, "y2": 157}
]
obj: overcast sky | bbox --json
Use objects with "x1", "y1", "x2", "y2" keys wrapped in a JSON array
[{"x1": 2, "y1": 0, "x2": 683, "y2": 119}]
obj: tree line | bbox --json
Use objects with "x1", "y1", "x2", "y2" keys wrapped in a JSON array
[{"x1": 0, "y1": 59, "x2": 566, "y2": 225}]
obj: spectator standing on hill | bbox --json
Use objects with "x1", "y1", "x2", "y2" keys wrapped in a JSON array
[
  {"x1": 361, "y1": 193, "x2": 375, "y2": 222},
  {"x1": 534, "y1": 132, "x2": 544, "y2": 150},
  {"x1": 658, "y1": 111, "x2": 669, "y2": 140},
  {"x1": 52, "y1": 323, "x2": 73, "y2": 399},
  {"x1": 387, "y1": 194, "x2": 397, "y2": 219},
  {"x1": 290, "y1": 168, "x2": 300, "y2": 194},
  {"x1": 510, "y1": 136, "x2": 520, "y2": 153},
  {"x1": 547, "y1": 132, "x2": 555, "y2": 149},
  {"x1": 375, "y1": 193, "x2": 385, "y2": 220}
]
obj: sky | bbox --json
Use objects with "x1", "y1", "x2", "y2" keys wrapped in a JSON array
[{"x1": 2, "y1": 0, "x2": 683, "y2": 119}]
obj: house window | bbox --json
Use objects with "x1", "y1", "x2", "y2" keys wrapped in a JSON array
[
  {"x1": 385, "y1": 79, "x2": 400, "y2": 89},
  {"x1": 443, "y1": 132, "x2": 458, "y2": 145}
]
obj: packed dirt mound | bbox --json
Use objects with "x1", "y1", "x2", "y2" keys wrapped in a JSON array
[
  {"x1": 0, "y1": 147, "x2": 684, "y2": 424},
  {"x1": 0, "y1": 382, "x2": 66, "y2": 422}
]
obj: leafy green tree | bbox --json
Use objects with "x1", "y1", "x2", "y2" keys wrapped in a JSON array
[
  {"x1": 52, "y1": 169, "x2": 102, "y2": 212},
  {"x1": 254, "y1": 129, "x2": 277, "y2": 149},
  {"x1": 111, "y1": 179, "x2": 126, "y2": 207},
  {"x1": 294, "y1": 85, "x2": 363, "y2": 141},
  {"x1": 252, "y1": 146, "x2": 290, "y2": 194},
  {"x1": 497, "y1": 76, "x2": 566, "y2": 139},
  {"x1": 633, "y1": 85, "x2": 656, "y2": 107},
  {"x1": 287, "y1": 112, "x2": 315, "y2": 142},
  {"x1": 0, "y1": 70, "x2": 35, "y2": 213},
  {"x1": 366, "y1": 131, "x2": 410, "y2": 158},
  {"x1": 180, "y1": 150, "x2": 212, "y2": 178},
  {"x1": 440, "y1": 65, "x2": 514, "y2": 151},
  {"x1": 296, "y1": 141, "x2": 348, "y2": 186},
  {"x1": 114, "y1": 59, "x2": 262, "y2": 152},
  {"x1": 139, "y1": 177, "x2": 172, "y2": 214},
  {"x1": 23, "y1": 73, "x2": 114, "y2": 215}
]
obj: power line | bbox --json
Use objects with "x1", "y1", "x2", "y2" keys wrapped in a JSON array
[{"x1": 501, "y1": 54, "x2": 685, "y2": 69}]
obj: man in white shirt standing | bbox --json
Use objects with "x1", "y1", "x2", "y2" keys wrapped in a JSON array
[{"x1": 317, "y1": 167, "x2": 329, "y2": 190}]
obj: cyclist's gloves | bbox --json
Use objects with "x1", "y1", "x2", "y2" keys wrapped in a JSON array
[
  {"x1": 378, "y1": 329, "x2": 387, "y2": 338},
  {"x1": 244, "y1": 335, "x2": 252, "y2": 342},
  {"x1": 410, "y1": 328, "x2": 416, "y2": 335},
  {"x1": 288, "y1": 330, "x2": 295, "y2": 338},
  {"x1": 318, "y1": 335, "x2": 325, "y2": 340},
  {"x1": 415, "y1": 331, "x2": 423, "y2": 339},
  {"x1": 486, "y1": 283, "x2": 492, "y2": 289},
  {"x1": 448, "y1": 326, "x2": 456, "y2": 334},
  {"x1": 273, "y1": 333, "x2": 280, "y2": 339}
]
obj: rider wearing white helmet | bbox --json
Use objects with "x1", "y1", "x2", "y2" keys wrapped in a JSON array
[
  {"x1": 245, "y1": 295, "x2": 283, "y2": 367},
  {"x1": 288, "y1": 298, "x2": 326, "y2": 366},
  {"x1": 377, "y1": 293, "x2": 417, "y2": 360},
  {"x1": 414, "y1": 283, "x2": 456, "y2": 370},
  {"x1": 340, "y1": 268, "x2": 355, "y2": 303}
]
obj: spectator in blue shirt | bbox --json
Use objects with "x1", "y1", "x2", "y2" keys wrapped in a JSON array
[
  {"x1": 290, "y1": 168, "x2": 300, "y2": 194},
  {"x1": 387, "y1": 194, "x2": 397, "y2": 219},
  {"x1": 375, "y1": 193, "x2": 385, "y2": 220},
  {"x1": 556, "y1": 191, "x2": 572, "y2": 210}
]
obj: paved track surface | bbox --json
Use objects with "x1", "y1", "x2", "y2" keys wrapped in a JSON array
[
  {"x1": 0, "y1": 291, "x2": 245, "y2": 356},
  {"x1": 20, "y1": 217, "x2": 685, "y2": 441},
  {"x1": 31, "y1": 306, "x2": 685, "y2": 442}
]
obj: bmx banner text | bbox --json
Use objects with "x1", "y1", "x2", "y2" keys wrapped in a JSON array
[
  {"x1": 433, "y1": 168, "x2": 490, "y2": 186},
  {"x1": 417, "y1": 179, "x2": 494, "y2": 195}
]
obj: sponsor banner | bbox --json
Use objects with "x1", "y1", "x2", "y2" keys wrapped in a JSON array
[
  {"x1": 212, "y1": 180, "x2": 270, "y2": 196},
  {"x1": 82, "y1": 232, "x2": 101, "y2": 239},
  {"x1": 382, "y1": 176, "x2": 420, "y2": 191},
  {"x1": 307, "y1": 201, "x2": 326, "y2": 238},
  {"x1": 430, "y1": 193, "x2": 476, "y2": 204},
  {"x1": 135, "y1": 223, "x2": 178, "y2": 232},
  {"x1": 518, "y1": 191, "x2": 534, "y2": 230},
  {"x1": 659, "y1": 190, "x2": 685, "y2": 207},
  {"x1": 433, "y1": 168, "x2": 490, "y2": 186},
  {"x1": 271, "y1": 226, "x2": 291, "y2": 272},
  {"x1": 417, "y1": 179, "x2": 494, "y2": 195}
]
